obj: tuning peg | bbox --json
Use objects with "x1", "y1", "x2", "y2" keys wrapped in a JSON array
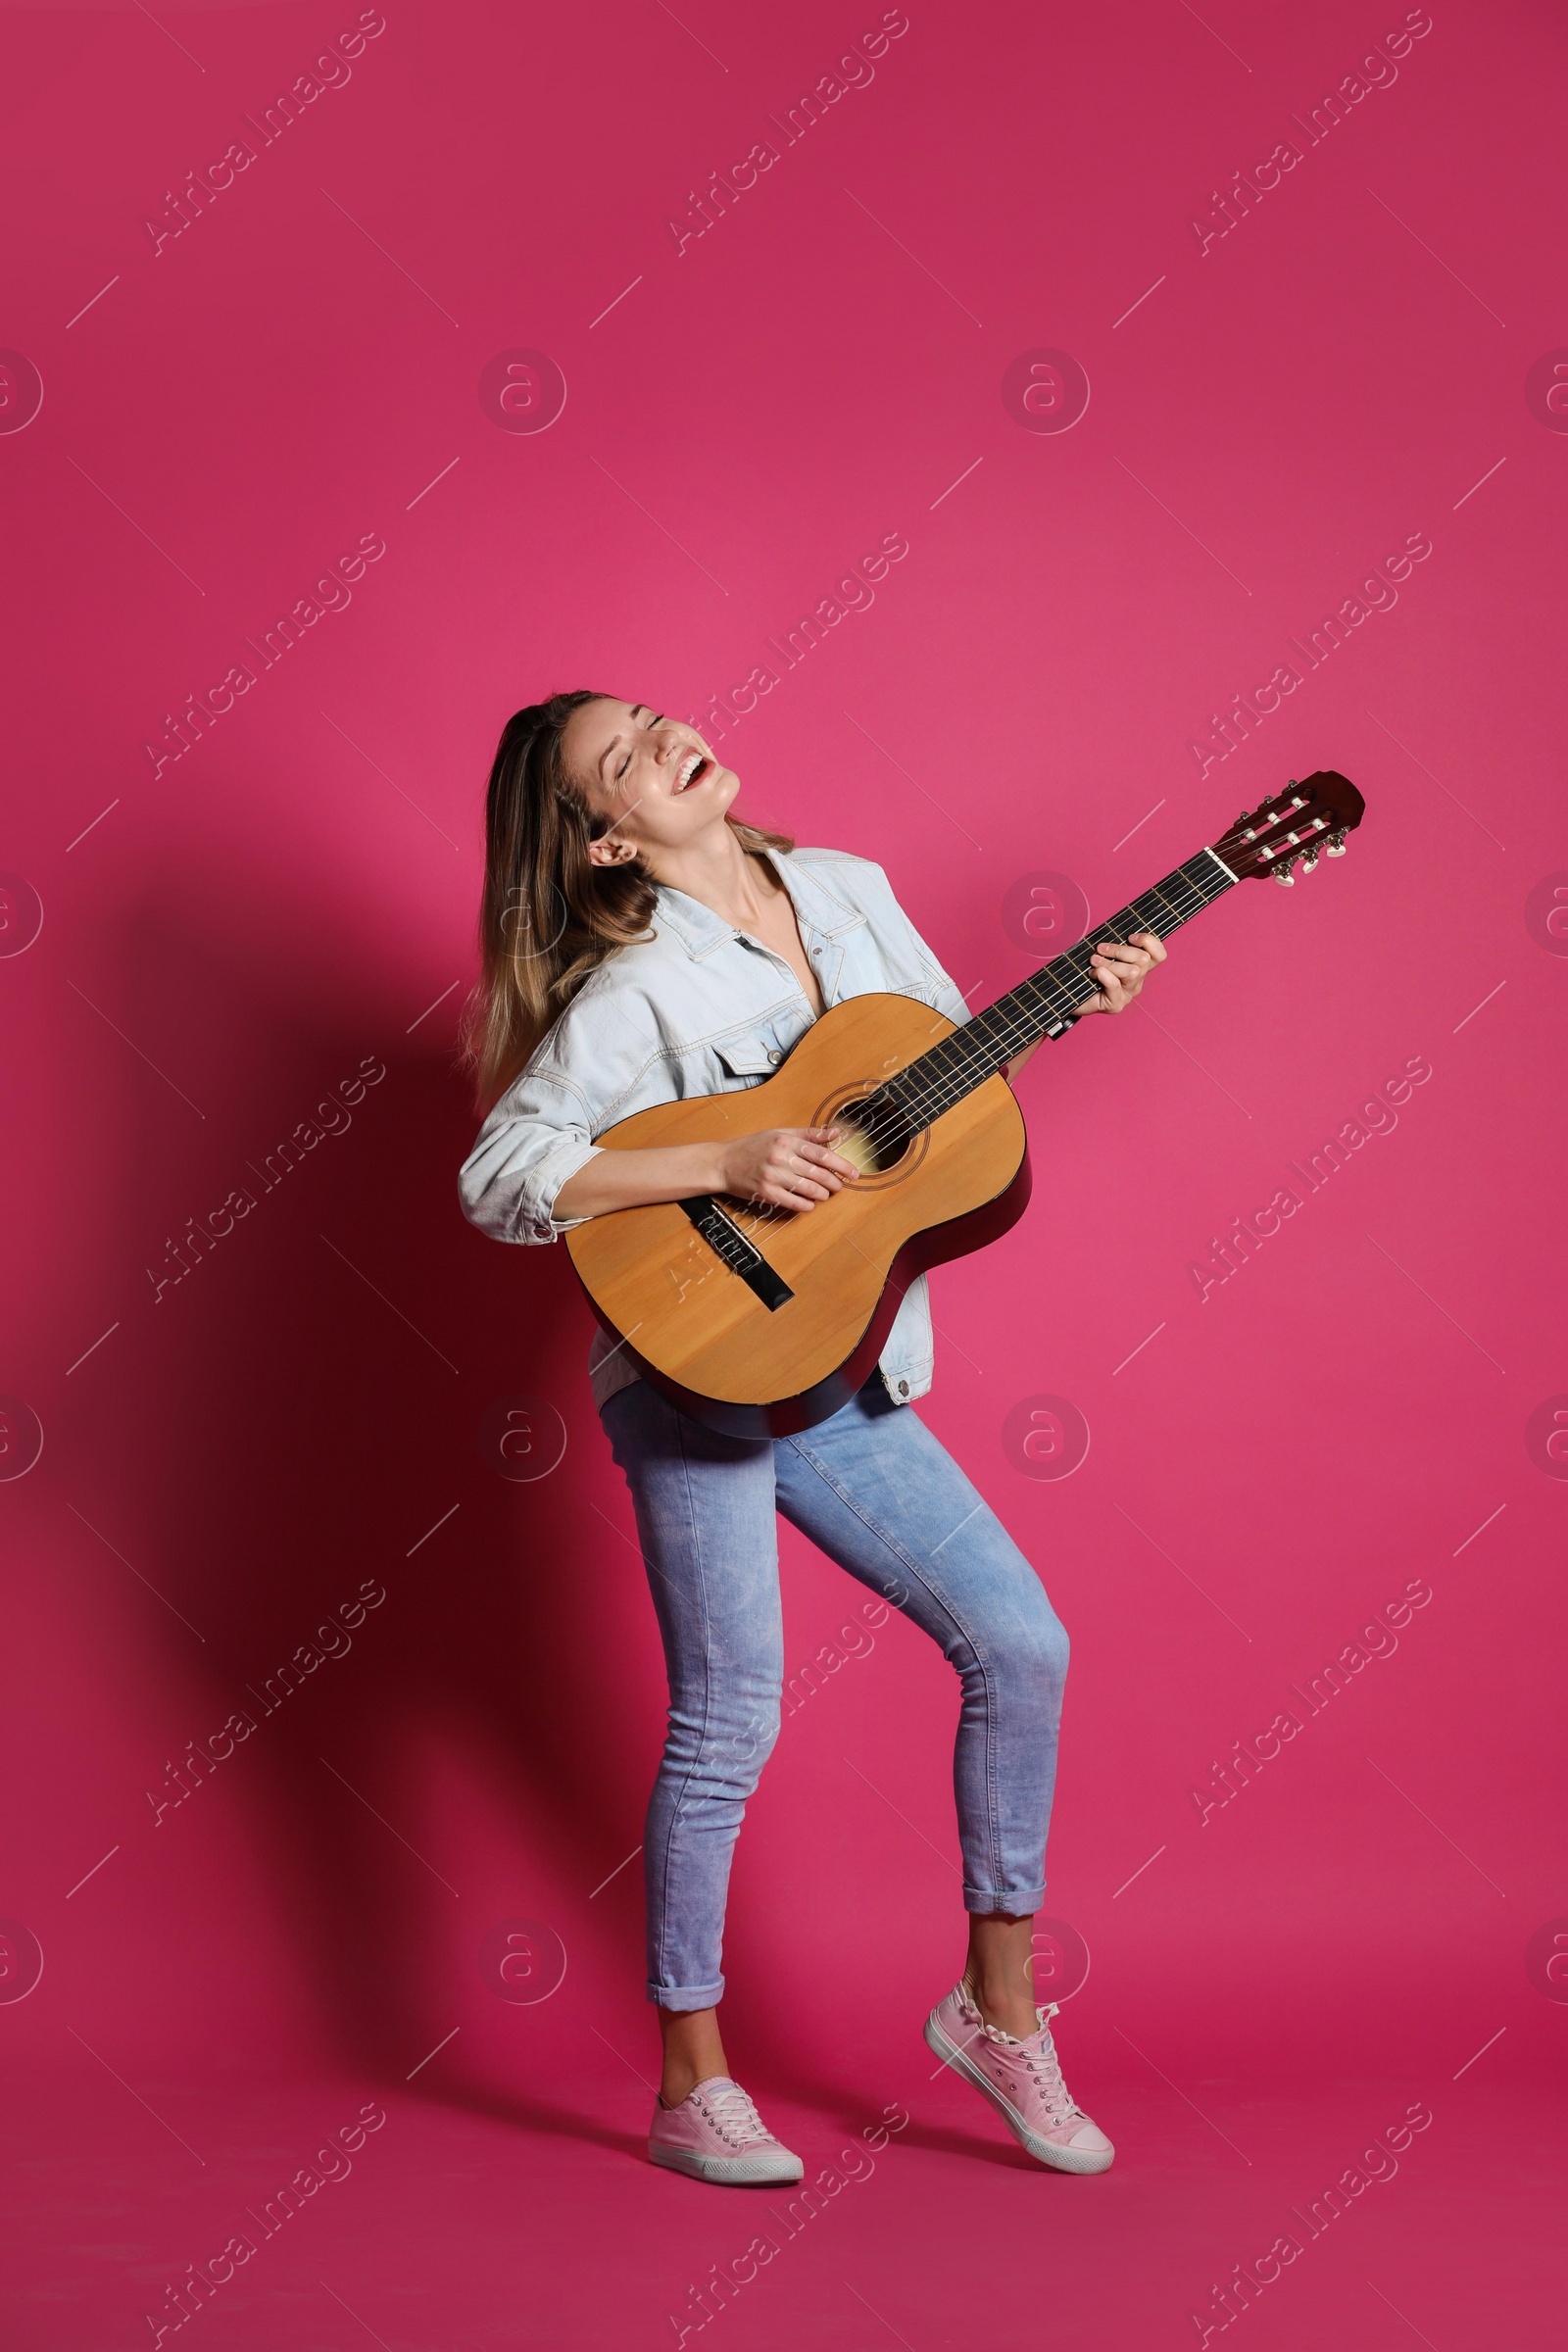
[
  {"x1": 1324, "y1": 830, "x2": 1348, "y2": 858},
  {"x1": 1274, "y1": 858, "x2": 1298, "y2": 887},
  {"x1": 1301, "y1": 850, "x2": 1319, "y2": 874}
]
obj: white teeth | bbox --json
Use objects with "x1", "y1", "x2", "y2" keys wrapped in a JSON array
[{"x1": 676, "y1": 753, "x2": 703, "y2": 790}]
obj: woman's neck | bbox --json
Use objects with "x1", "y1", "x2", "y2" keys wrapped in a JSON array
[{"x1": 643, "y1": 825, "x2": 780, "y2": 929}]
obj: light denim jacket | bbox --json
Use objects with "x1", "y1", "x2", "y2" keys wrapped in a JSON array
[{"x1": 458, "y1": 846, "x2": 973, "y2": 1414}]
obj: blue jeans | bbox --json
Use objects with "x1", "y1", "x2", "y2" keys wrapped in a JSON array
[{"x1": 600, "y1": 1375, "x2": 1070, "y2": 2011}]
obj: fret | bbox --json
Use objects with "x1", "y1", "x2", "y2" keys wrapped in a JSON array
[{"x1": 884, "y1": 848, "x2": 1236, "y2": 1133}]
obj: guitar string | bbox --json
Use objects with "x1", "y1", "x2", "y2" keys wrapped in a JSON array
[
  {"x1": 826, "y1": 869, "x2": 1218, "y2": 1166},
  {"x1": 830, "y1": 857, "x2": 1229, "y2": 1163},
  {"x1": 910, "y1": 867, "x2": 1216, "y2": 1084},
  {"x1": 928, "y1": 806, "x2": 1330, "y2": 1102},
  {"x1": 896, "y1": 794, "x2": 1335, "y2": 1122},
  {"x1": 729, "y1": 799, "x2": 1312, "y2": 1214},
  {"x1": 737, "y1": 789, "x2": 1332, "y2": 1209},
  {"x1": 796, "y1": 957, "x2": 1175, "y2": 1186}
]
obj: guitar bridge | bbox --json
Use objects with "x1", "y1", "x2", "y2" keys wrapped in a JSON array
[{"x1": 677, "y1": 1197, "x2": 795, "y2": 1311}]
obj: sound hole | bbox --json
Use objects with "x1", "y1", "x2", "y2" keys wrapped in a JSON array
[{"x1": 827, "y1": 1090, "x2": 917, "y2": 1178}]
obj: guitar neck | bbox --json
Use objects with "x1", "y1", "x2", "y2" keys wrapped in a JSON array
[{"x1": 888, "y1": 844, "x2": 1239, "y2": 1130}]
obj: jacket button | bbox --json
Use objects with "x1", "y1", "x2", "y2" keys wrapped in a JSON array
[
  {"x1": 767, "y1": 1049, "x2": 783, "y2": 1063},
  {"x1": 897, "y1": 1380, "x2": 909, "y2": 1396}
]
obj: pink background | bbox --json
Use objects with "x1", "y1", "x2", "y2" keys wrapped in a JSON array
[{"x1": 2, "y1": 1, "x2": 1564, "y2": 2344}]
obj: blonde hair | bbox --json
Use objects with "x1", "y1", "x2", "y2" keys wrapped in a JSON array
[{"x1": 459, "y1": 691, "x2": 794, "y2": 1109}]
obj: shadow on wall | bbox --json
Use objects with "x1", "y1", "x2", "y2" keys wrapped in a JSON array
[{"x1": 86, "y1": 856, "x2": 667, "y2": 2111}]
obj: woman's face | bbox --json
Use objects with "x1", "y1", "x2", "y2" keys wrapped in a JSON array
[{"x1": 561, "y1": 698, "x2": 738, "y2": 868}]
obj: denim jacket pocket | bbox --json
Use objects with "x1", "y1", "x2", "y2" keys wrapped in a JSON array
[{"x1": 713, "y1": 1032, "x2": 789, "y2": 1080}]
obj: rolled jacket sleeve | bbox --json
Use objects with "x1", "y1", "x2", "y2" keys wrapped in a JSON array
[{"x1": 458, "y1": 1064, "x2": 605, "y2": 1246}]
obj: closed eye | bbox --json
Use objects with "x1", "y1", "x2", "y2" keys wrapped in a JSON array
[{"x1": 615, "y1": 710, "x2": 664, "y2": 782}]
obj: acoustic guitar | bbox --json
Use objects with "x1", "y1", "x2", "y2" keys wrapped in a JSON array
[{"x1": 567, "y1": 770, "x2": 1365, "y2": 1436}]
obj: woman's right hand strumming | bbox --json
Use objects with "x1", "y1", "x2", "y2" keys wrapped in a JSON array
[
  {"x1": 552, "y1": 1127, "x2": 861, "y2": 1225},
  {"x1": 714, "y1": 1127, "x2": 862, "y2": 1211}
]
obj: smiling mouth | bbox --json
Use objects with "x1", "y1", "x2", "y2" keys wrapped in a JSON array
[{"x1": 673, "y1": 752, "x2": 711, "y2": 792}]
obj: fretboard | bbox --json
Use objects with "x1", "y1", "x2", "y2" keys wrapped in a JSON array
[{"x1": 888, "y1": 846, "x2": 1237, "y2": 1131}]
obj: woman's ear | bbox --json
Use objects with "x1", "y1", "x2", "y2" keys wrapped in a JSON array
[{"x1": 586, "y1": 834, "x2": 637, "y2": 867}]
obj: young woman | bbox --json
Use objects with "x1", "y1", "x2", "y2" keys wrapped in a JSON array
[{"x1": 459, "y1": 692, "x2": 1167, "y2": 2185}]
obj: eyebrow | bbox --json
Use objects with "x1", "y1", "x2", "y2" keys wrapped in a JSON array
[{"x1": 599, "y1": 705, "x2": 651, "y2": 778}]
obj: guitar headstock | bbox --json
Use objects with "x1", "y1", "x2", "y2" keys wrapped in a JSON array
[{"x1": 1212, "y1": 769, "x2": 1366, "y2": 885}]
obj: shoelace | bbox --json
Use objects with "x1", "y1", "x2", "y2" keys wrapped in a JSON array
[
  {"x1": 696, "y1": 2081, "x2": 774, "y2": 2149},
  {"x1": 967, "y1": 1992, "x2": 1087, "y2": 2127},
  {"x1": 1014, "y1": 2011, "x2": 1086, "y2": 2127}
]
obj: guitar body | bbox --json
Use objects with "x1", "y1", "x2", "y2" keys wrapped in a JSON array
[{"x1": 566, "y1": 993, "x2": 1030, "y2": 1437}]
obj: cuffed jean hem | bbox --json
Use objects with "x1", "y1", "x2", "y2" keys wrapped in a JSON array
[
  {"x1": 963, "y1": 1885, "x2": 1048, "y2": 1917},
  {"x1": 648, "y1": 1978, "x2": 726, "y2": 2011}
]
